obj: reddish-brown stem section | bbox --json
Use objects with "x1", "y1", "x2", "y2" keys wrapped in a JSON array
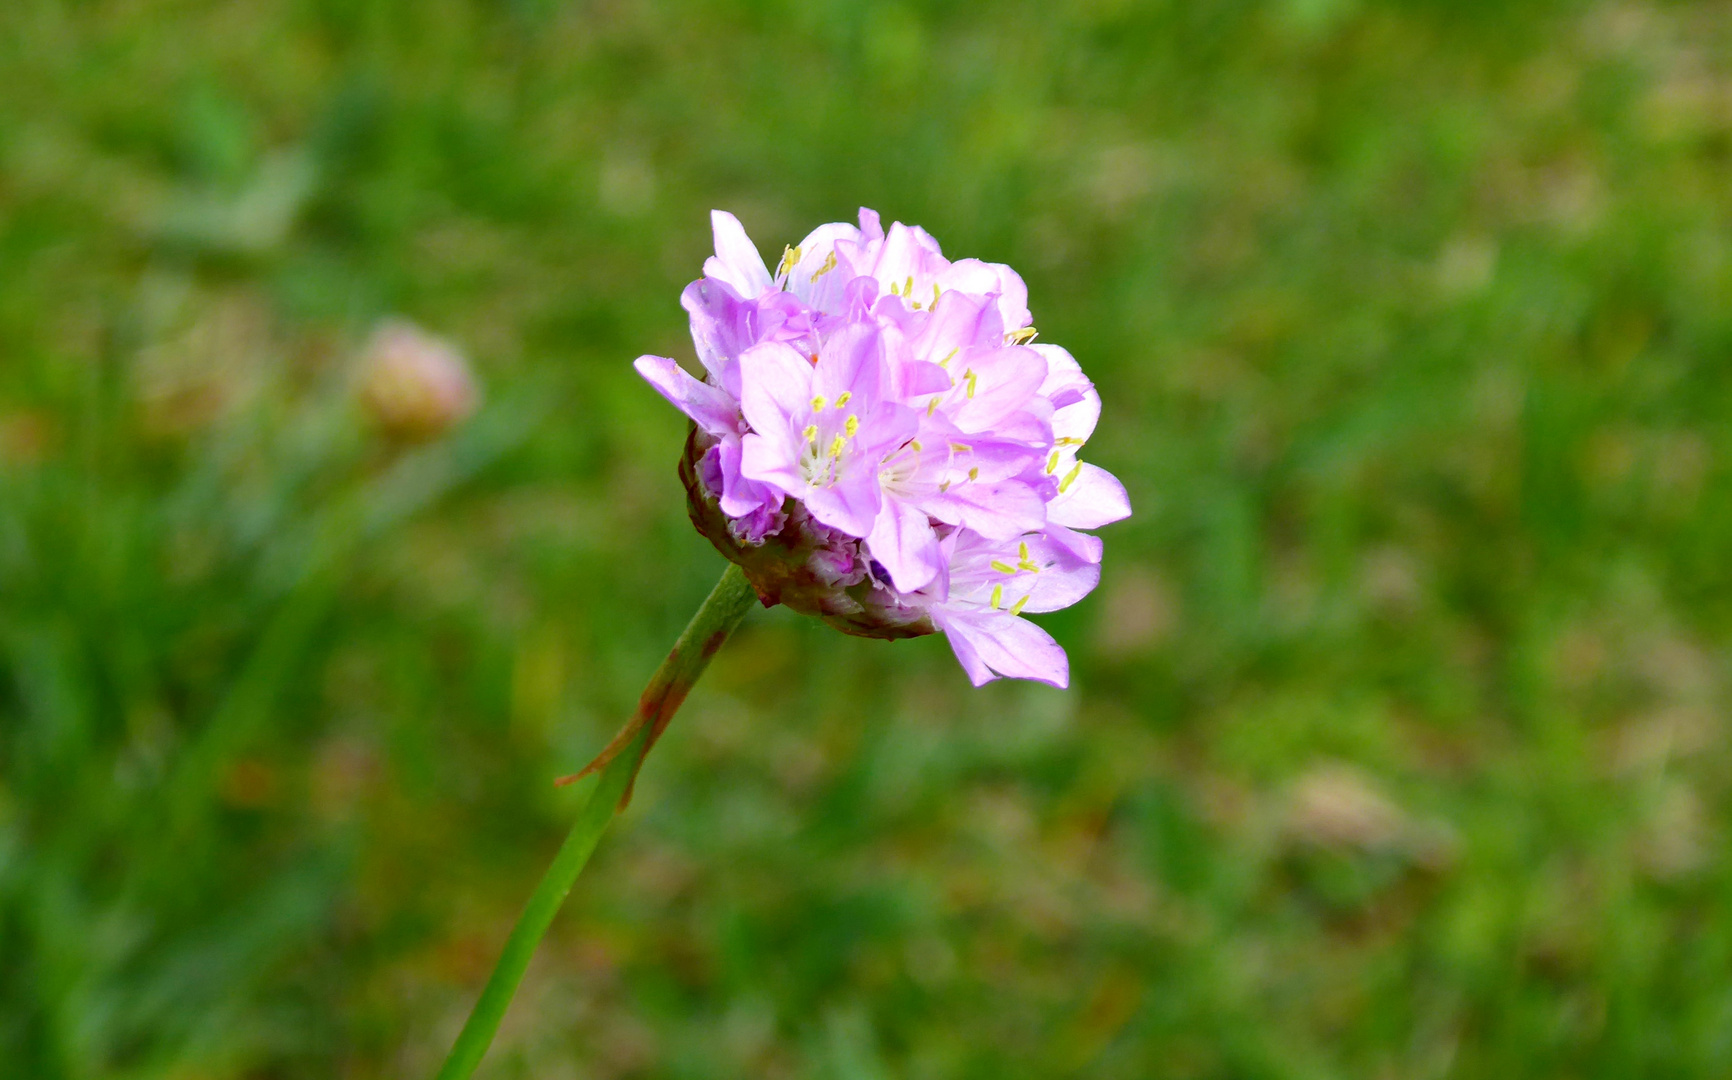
[{"x1": 554, "y1": 651, "x2": 693, "y2": 806}]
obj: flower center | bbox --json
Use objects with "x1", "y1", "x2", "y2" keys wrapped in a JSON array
[{"x1": 797, "y1": 403, "x2": 860, "y2": 488}]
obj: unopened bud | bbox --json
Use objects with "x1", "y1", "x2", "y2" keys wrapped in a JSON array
[{"x1": 358, "y1": 320, "x2": 478, "y2": 440}]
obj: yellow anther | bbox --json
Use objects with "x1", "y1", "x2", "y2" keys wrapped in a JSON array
[
  {"x1": 803, "y1": 424, "x2": 819, "y2": 444},
  {"x1": 811, "y1": 395, "x2": 828, "y2": 412},
  {"x1": 965, "y1": 370, "x2": 978, "y2": 399},
  {"x1": 911, "y1": 300, "x2": 922, "y2": 310},
  {"x1": 968, "y1": 466, "x2": 979, "y2": 481},
  {"x1": 909, "y1": 439, "x2": 923, "y2": 452},
  {"x1": 904, "y1": 275, "x2": 914, "y2": 296},
  {"x1": 844, "y1": 415, "x2": 859, "y2": 437},
  {"x1": 990, "y1": 584, "x2": 1004, "y2": 610},
  {"x1": 1009, "y1": 594, "x2": 1030, "y2": 615},
  {"x1": 1018, "y1": 542, "x2": 1030, "y2": 561},
  {"x1": 950, "y1": 442, "x2": 970, "y2": 453},
  {"x1": 828, "y1": 434, "x2": 846, "y2": 458},
  {"x1": 778, "y1": 245, "x2": 802, "y2": 277},
  {"x1": 927, "y1": 397, "x2": 939, "y2": 416},
  {"x1": 1059, "y1": 461, "x2": 1084, "y2": 493},
  {"x1": 1006, "y1": 326, "x2": 1038, "y2": 344},
  {"x1": 1045, "y1": 450, "x2": 1061, "y2": 474},
  {"x1": 939, "y1": 347, "x2": 958, "y2": 367},
  {"x1": 1056, "y1": 436, "x2": 1086, "y2": 446},
  {"x1": 835, "y1": 391, "x2": 852, "y2": 407},
  {"x1": 990, "y1": 560, "x2": 1018, "y2": 574},
  {"x1": 931, "y1": 283, "x2": 941, "y2": 308},
  {"x1": 811, "y1": 250, "x2": 837, "y2": 281},
  {"x1": 939, "y1": 480, "x2": 951, "y2": 493},
  {"x1": 889, "y1": 279, "x2": 901, "y2": 296}
]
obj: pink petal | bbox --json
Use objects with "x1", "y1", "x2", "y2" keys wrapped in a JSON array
[
  {"x1": 714, "y1": 438, "x2": 785, "y2": 519},
  {"x1": 949, "y1": 346, "x2": 1049, "y2": 432},
  {"x1": 909, "y1": 288, "x2": 1002, "y2": 360},
  {"x1": 785, "y1": 221, "x2": 860, "y2": 312},
  {"x1": 857, "y1": 207, "x2": 884, "y2": 244},
  {"x1": 739, "y1": 432, "x2": 803, "y2": 494},
  {"x1": 1033, "y1": 344, "x2": 1092, "y2": 410},
  {"x1": 936, "y1": 610, "x2": 1070, "y2": 688},
  {"x1": 633, "y1": 355, "x2": 739, "y2": 437},
  {"x1": 1048, "y1": 463, "x2": 1131, "y2": 529},
  {"x1": 894, "y1": 360, "x2": 952, "y2": 399},
  {"x1": 704, "y1": 210, "x2": 773, "y2": 299},
  {"x1": 865, "y1": 497, "x2": 943, "y2": 593},
  {"x1": 814, "y1": 321, "x2": 884, "y2": 405},
  {"x1": 803, "y1": 472, "x2": 881, "y2": 538},
  {"x1": 738, "y1": 341, "x2": 816, "y2": 437},
  {"x1": 926, "y1": 479, "x2": 1047, "y2": 540},
  {"x1": 937, "y1": 259, "x2": 1030, "y2": 330},
  {"x1": 1051, "y1": 389, "x2": 1101, "y2": 445},
  {"x1": 873, "y1": 221, "x2": 946, "y2": 286},
  {"x1": 938, "y1": 613, "x2": 995, "y2": 685},
  {"x1": 1044, "y1": 523, "x2": 1104, "y2": 564},
  {"x1": 679, "y1": 277, "x2": 752, "y2": 395},
  {"x1": 1019, "y1": 555, "x2": 1101, "y2": 614}
]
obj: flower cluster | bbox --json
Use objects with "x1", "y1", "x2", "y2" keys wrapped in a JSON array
[{"x1": 636, "y1": 209, "x2": 1130, "y2": 687}]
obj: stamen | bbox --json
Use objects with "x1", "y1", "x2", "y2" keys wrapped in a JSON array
[
  {"x1": 904, "y1": 274, "x2": 914, "y2": 296},
  {"x1": 1045, "y1": 450, "x2": 1060, "y2": 474},
  {"x1": 909, "y1": 439, "x2": 923, "y2": 452},
  {"x1": 777, "y1": 245, "x2": 802, "y2": 278},
  {"x1": 990, "y1": 584, "x2": 1004, "y2": 610},
  {"x1": 1006, "y1": 326, "x2": 1038, "y2": 344},
  {"x1": 844, "y1": 415, "x2": 859, "y2": 437},
  {"x1": 1009, "y1": 594, "x2": 1030, "y2": 615},
  {"x1": 1059, "y1": 462, "x2": 1084, "y2": 493},
  {"x1": 811, "y1": 395, "x2": 827, "y2": 412},
  {"x1": 835, "y1": 391, "x2": 851, "y2": 407},
  {"x1": 968, "y1": 466, "x2": 979, "y2": 480},
  {"x1": 939, "y1": 480, "x2": 951, "y2": 493},
  {"x1": 931, "y1": 283, "x2": 941, "y2": 308},
  {"x1": 828, "y1": 434, "x2": 846, "y2": 458},
  {"x1": 939, "y1": 347, "x2": 958, "y2": 367},
  {"x1": 1018, "y1": 542, "x2": 1031, "y2": 561},
  {"x1": 927, "y1": 397, "x2": 939, "y2": 417},
  {"x1": 965, "y1": 370, "x2": 978, "y2": 399},
  {"x1": 811, "y1": 250, "x2": 838, "y2": 280},
  {"x1": 1056, "y1": 436, "x2": 1086, "y2": 446},
  {"x1": 803, "y1": 424, "x2": 819, "y2": 444},
  {"x1": 990, "y1": 560, "x2": 1018, "y2": 574}
]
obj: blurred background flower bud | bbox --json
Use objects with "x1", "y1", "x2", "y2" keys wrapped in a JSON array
[{"x1": 357, "y1": 319, "x2": 479, "y2": 440}]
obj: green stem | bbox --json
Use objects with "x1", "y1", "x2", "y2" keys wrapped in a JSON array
[{"x1": 435, "y1": 563, "x2": 758, "y2": 1080}]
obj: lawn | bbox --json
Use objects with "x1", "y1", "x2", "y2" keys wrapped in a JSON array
[{"x1": 3, "y1": 1, "x2": 1732, "y2": 1077}]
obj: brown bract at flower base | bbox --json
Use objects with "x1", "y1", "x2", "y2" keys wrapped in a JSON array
[{"x1": 680, "y1": 426, "x2": 937, "y2": 640}]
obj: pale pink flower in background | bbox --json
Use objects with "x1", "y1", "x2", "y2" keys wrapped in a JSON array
[{"x1": 358, "y1": 319, "x2": 479, "y2": 441}]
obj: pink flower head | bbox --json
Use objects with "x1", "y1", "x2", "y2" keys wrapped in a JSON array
[{"x1": 636, "y1": 209, "x2": 1130, "y2": 687}]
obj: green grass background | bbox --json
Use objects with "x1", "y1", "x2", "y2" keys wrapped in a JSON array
[{"x1": 4, "y1": 0, "x2": 1732, "y2": 1076}]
